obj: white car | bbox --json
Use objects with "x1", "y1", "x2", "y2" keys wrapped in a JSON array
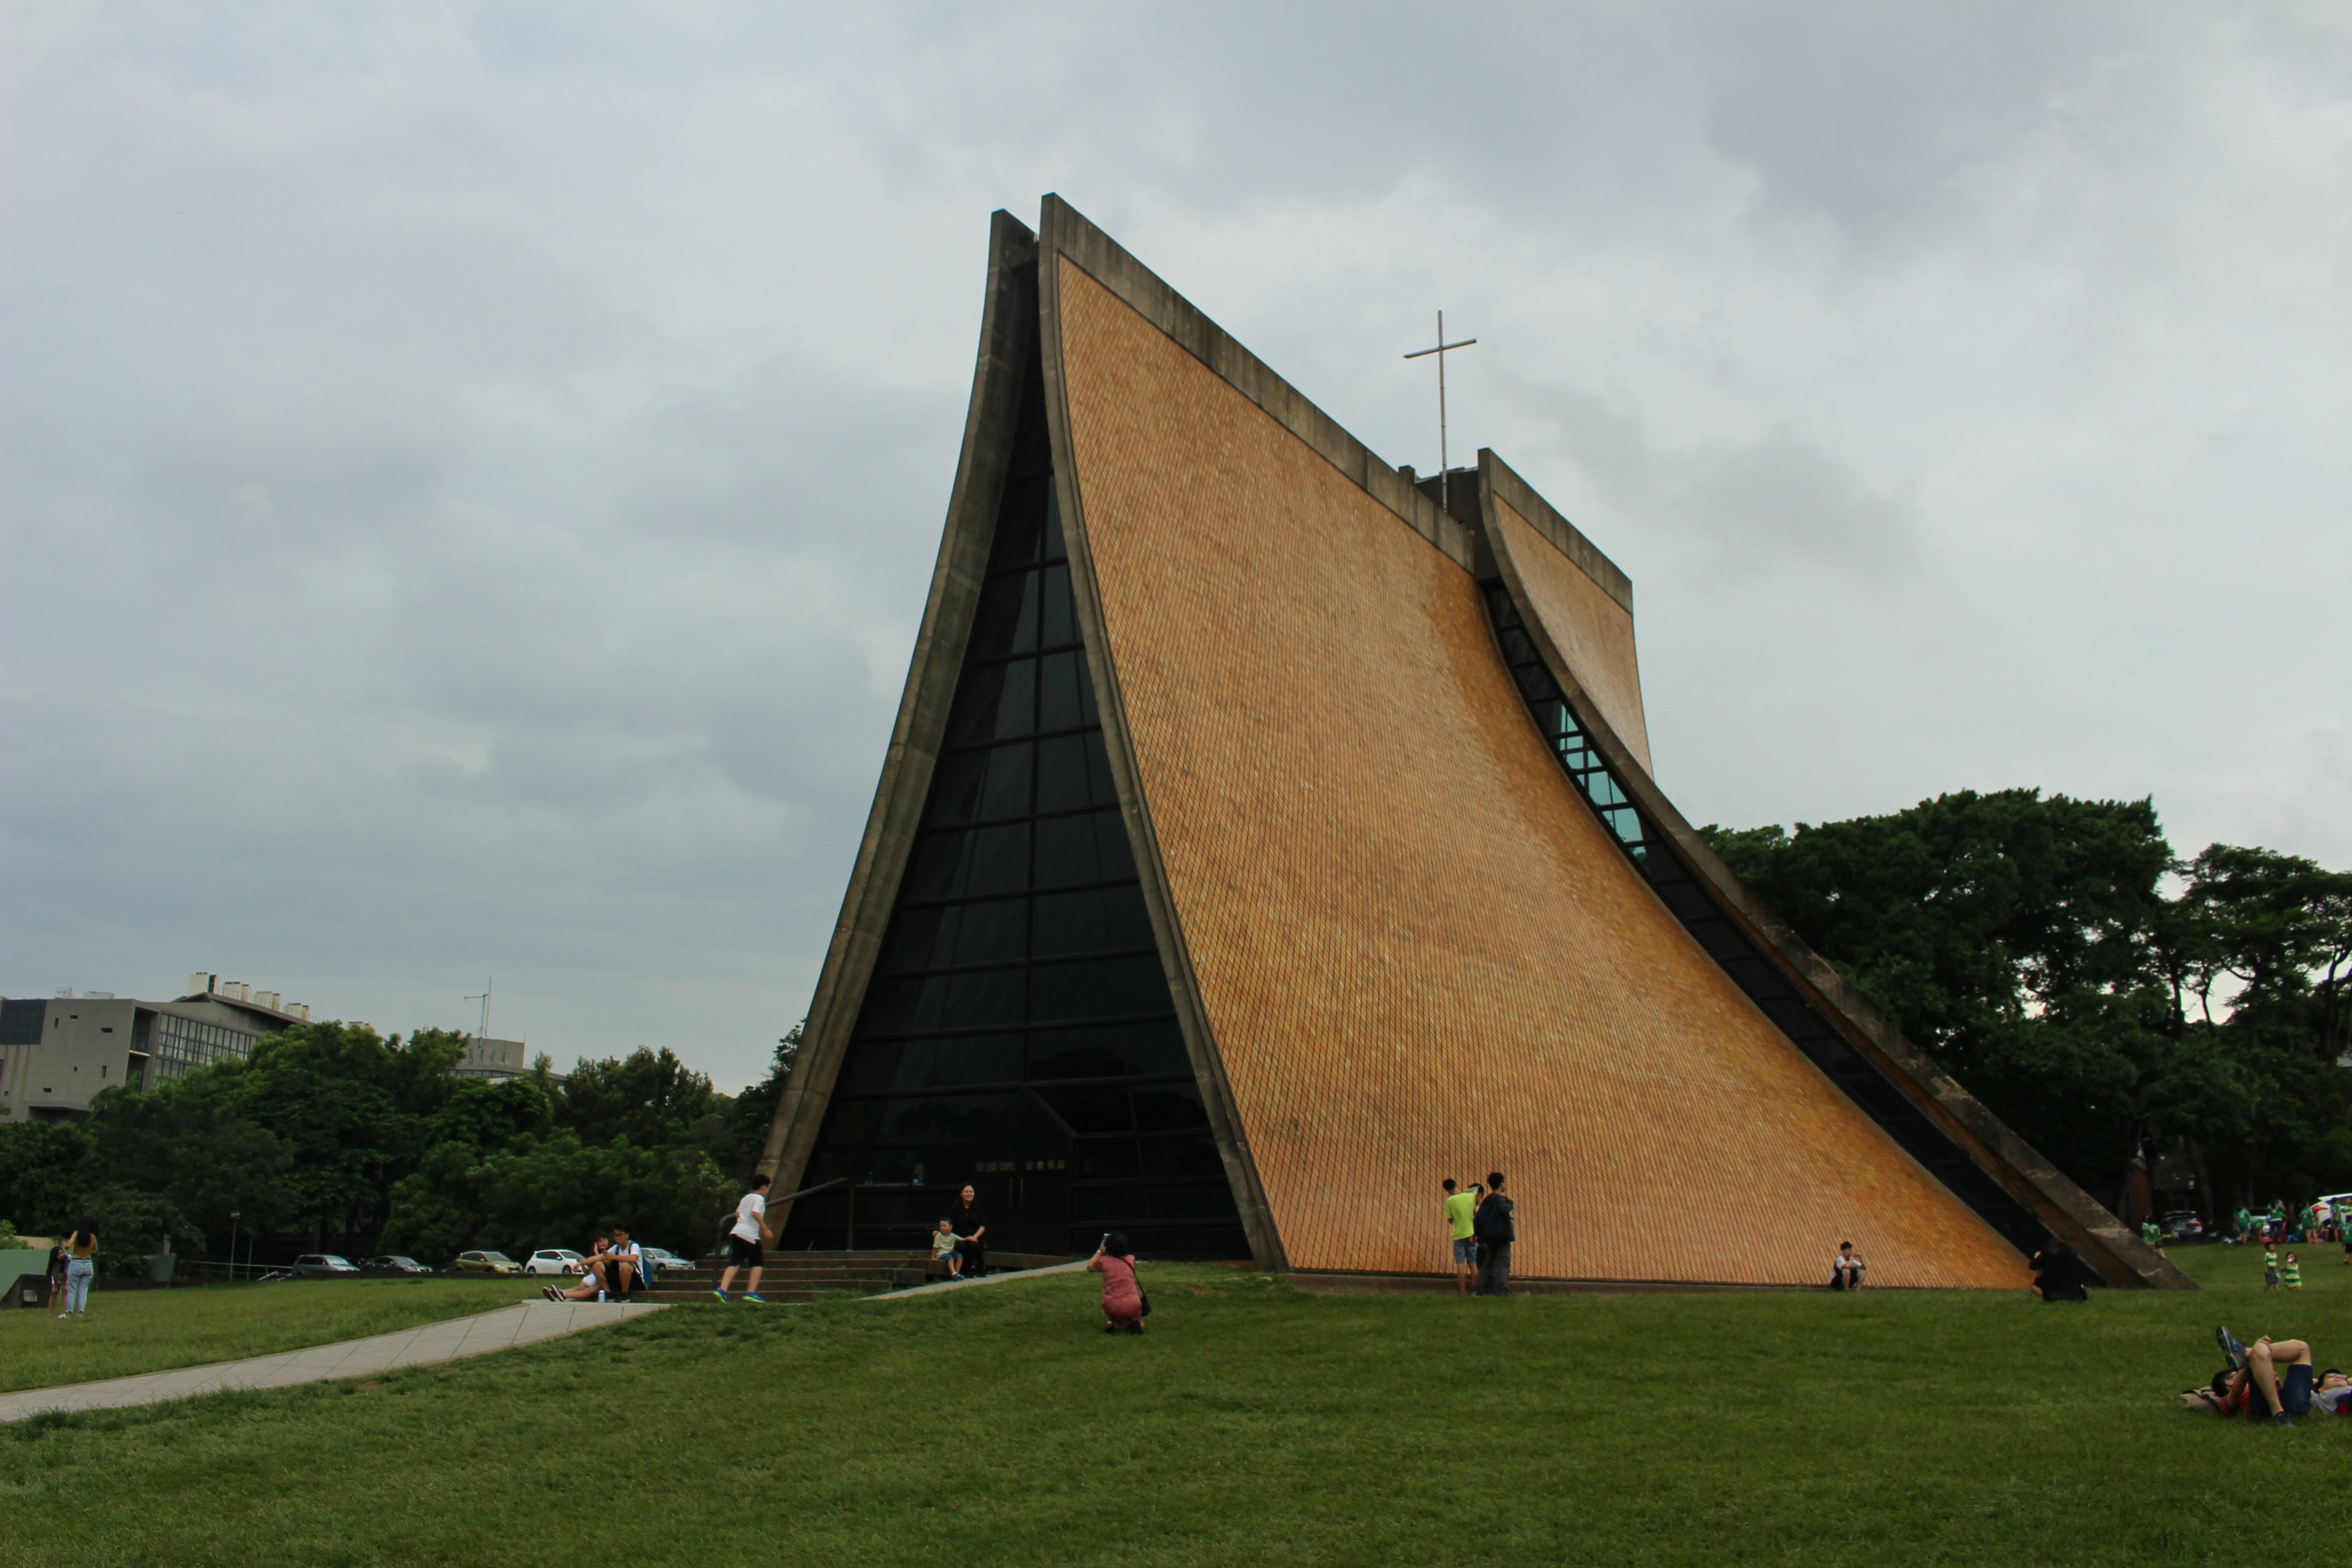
[
  {"x1": 523, "y1": 1248, "x2": 587, "y2": 1276},
  {"x1": 638, "y1": 1246, "x2": 695, "y2": 1274}
]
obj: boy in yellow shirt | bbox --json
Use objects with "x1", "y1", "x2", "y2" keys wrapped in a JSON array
[{"x1": 1442, "y1": 1178, "x2": 1480, "y2": 1296}]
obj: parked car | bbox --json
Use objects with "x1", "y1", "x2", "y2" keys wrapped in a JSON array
[
  {"x1": 2161, "y1": 1211, "x2": 2206, "y2": 1243},
  {"x1": 524, "y1": 1249, "x2": 587, "y2": 1276},
  {"x1": 292, "y1": 1254, "x2": 361, "y2": 1278},
  {"x1": 361, "y1": 1255, "x2": 433, "y2": 1275},
  {"x1": 639, "y1": 1246, "x2": 695, "y2": 1274},
  {"x1": 452, "y1": 1250, "x2": 523, "y2": 1276}
]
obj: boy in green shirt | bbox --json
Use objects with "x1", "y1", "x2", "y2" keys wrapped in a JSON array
[{"x1": 1442, "y1": 1178, "x2": 1480, "y2": 1296}]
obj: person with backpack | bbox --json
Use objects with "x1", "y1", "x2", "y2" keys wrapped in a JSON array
[{"x1": 1472, "y1": 1173, "x2": 1515, "y2": 1297}]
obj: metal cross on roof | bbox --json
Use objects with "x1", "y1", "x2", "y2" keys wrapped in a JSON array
[{"x1": 1404, "y1": 309, "x2": 1477, "y2": 514}]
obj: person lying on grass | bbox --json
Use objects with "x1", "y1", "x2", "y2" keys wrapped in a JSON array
[{"x1": 2186, "y1": 1327, "x2": 2352, "y2": 1424}]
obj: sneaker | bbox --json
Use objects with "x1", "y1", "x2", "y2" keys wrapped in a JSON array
[
  {"x1": 2273, "y1": 1411, "x2": 2296, "y2": 1427},
  {"x1": 710, "y1": 1289, "x2": 728, "y2": 1302},
  {"x1": 56, "y1": 1312, "x2": 69, "y2": 1319},
  {"x1": 742, "y1": 1293, "x2": 766, "y2": 1304},
  {"x1": 2218, "y1": 1326, "x2": 2249, "y2": 1371}
]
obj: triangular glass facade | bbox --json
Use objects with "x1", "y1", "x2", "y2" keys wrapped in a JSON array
[{"x1": 782, "y1": 342, "x2": 1247, "y2": 1258}]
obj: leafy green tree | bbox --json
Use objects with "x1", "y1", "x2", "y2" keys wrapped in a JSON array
[
  {"x1": 1705, "y1": 791, "x2": 2352, "y2": 1209},
  {"x1": 543, "y1": 1047, "x2": 729, "y2": 1153},
  {"x1": 717, "y1": 1020, "x2": 802, "y2": 1179}
]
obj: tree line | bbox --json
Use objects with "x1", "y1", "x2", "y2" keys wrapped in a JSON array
[
  {"x1": 0, "y1": 1022, "x2": 801, "y2": 1275},
  {"x1": 1705, "y1": 789, "x2": 2352, "y2": 1215}
]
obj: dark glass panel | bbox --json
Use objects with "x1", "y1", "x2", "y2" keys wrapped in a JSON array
[
  {"x1": 1038, "y1": 1085, "x2": 1133, "y2": 1135},
  {"x1": 1029, "y1": 1020, "x2": 1191, "y2": 1082},
  {"x1": 922, "y1": 743, "x2": 1033, "y2": 827},
  {"x1": 944, "y1": 658, "x2": 1036, "y2": 746},
  {"x1": 876, "y1": 902, "x2": 1027, "y2": 974},
  {"x1": 1035, "y1": 732, "x2": 1121, "y2": 813},
  {"x1": 1036, "y1": 650, "x2": 1096, "y2": 733},
  {"x1": 940, "y1": 968, "x2": 1025, "y2": 1030},
  {"x1": 1132, "y1": 1081, "x2": 1211, "y2": 1130},
  {"x1": 1031, "y1": 883, "x2": 1154, "y2": 958},
  {"x1": 1077, "y1": 1139, "x2": 1144, "y2": 1179},
  {"x1": 1042, "y1": 485, "x2": 1066, "y2": 560},
  {"x1": 1033, "y1": 809, "x2": 1134, "y2": 888},
  {"x1": 948, "y1": 899, "x2": 1028, "y2": 965},
  {"x1": 873, "y1": 1091, "x2": 1027, "y2": 1145},
  {"x1": 1039, "y1": 563, "x2": 1076, "y2": 646},
  {"x1": 1139, "y1": 1134, "x2": 1226, "y2": 1180},
  {"x1": 1030, "y1": 954, "x2": 1171, "y2": 1023},
  {"x1": 1148, "y1": 1183, "x2": 1242, "y2": 1219},
  {"x1": 901, "y1": 823, "x2": 1030, "y2": 902},
  {"x1": 1071, "y1": 1185, "x2": 1139, "y2": 1223},
  {"x1": 968, "y1": 570, "x2": 1040, "y2": 661},
  {"x1": 987, "y1": 476, "x2": 1049, "y2": 573}
]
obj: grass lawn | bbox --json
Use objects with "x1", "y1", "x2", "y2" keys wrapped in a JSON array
[
  {"x1": 8, "y1": 1240, "x2": 2348, "y2": 1567},
  {"x1": 0, "y1": 1279, "x2": 509, "y2": 1395}
]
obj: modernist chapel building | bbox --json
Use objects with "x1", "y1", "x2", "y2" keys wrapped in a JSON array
[{"x1": 760, "y1": 198, "x2": 2182, "y2": 1292}]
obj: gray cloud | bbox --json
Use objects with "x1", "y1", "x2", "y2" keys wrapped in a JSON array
[{"x1": 5, "y1": 3, "x2": 2348, "y2": 1088}]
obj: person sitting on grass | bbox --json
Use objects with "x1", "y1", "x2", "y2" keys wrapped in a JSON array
[
  {"x1": 1830, "y1": 1242, "x2": 1866, "y2": 1291},
  {"x1": 932, "y1": 1218, "x2": 963, "y2": 1280},
  {"x1": 601, "y1": 1225, "x2": 645, "y2": 1298},
  {"x1": 2027, "y1": 1240, "x2": 2093, "y2": 1302},
  {"x1": 2188, "y1": 1328, "x2": 2352, "y2": 1424},
  {"x1": 1088, "y1": 1231, "x2": 1145, "y2": 1335},
  {"x1": 544, "y1": 1232, "x2": 613, "y2": 1301}
]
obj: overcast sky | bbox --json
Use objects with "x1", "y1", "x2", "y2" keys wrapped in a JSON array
[{"x1": 5, "y1": 4, "x2": 2347, "y2": 1091}]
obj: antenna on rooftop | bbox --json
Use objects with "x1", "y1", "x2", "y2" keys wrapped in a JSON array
[
  {"x1": 464, "y1": 978, "x2": 492, "y2": 1043},
  {"x1": 1404, "y1": 309, "x2": 1477, "y2": 514}
]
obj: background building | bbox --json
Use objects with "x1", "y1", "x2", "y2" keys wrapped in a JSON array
[{"x1": 0, "y1": 973, "x2": 315, "y2": 1122}]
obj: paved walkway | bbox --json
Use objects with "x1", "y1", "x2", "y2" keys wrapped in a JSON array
[
  {"x1": 866, "y1": 1259, "x2": 1087, "y2": 1300},
  {"x1": 0, "y1": 1299, "x2": 663, "y2": 1424}
]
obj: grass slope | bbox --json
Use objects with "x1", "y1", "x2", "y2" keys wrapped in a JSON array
[
  {"x1": 7, "y1": 1243, "x2": 2347, "y2": 1567},
  {"x1": 0, "y1": 1280, "x2": 506, "y2": 1394}
]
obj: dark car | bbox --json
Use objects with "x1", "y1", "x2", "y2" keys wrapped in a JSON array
[
  {"x1": 2162, "y1": 1211, "x2": 2206, "y2": 1243},
  {"x1": 361, "y1": 1254, "x2": 433, "y2": 1275},
  {"x1": 291, "y1": 1253, "x2": 362, "y2": 1278}
]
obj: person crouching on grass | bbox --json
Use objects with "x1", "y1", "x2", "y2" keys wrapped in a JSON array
[
  {"x1": 932, "y1": 1218, "x2": 964, "y2": 1280},
  {"x1": 1088, "y1": 1231, "x2": 1145, "y2": 1334}
]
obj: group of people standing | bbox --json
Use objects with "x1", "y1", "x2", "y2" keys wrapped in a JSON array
[{"x1": 1441, "y1": 1174, "x2": 1517, "y2": 1296}]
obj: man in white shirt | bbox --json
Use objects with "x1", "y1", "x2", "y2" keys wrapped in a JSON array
[
  {"x1": 1830, "y1": 1242, "x2": 1866, "y2": 1291},
  {"x1": 716, "y1": 1175, "x2": 773, "y2": 1304},
  {"x1": 603, "y1": 1225, "x2": 646, "y2": 1298}
]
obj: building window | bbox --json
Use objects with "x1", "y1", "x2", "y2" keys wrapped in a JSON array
[{"x1": 789, "y1": 337, "x2": 1243, "y2": 1259}]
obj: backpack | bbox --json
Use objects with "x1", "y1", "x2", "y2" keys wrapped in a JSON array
[{"x1": 1474, "y1": 1196, "x2": 1515, "y2": 1246}]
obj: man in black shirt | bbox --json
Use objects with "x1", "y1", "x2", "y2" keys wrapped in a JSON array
[{"x1": 1474, "y1": 1172, "x2": 1516, "y2": 1297}]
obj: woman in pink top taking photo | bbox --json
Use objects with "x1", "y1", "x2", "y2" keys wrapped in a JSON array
[{"x1": 1088, "y1": 1231, "x2": 1145, "y2": 1335}]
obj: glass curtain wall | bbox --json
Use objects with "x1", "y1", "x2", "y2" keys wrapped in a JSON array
[{"x1": 785, "y1": 341, "x2": 1246, "y2": 1259}]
